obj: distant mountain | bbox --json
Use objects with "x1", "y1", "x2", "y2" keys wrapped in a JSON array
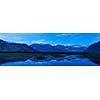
[
  {"x1": 65, "y1": 45, "x2": 87, "y2": 52},
  {"x1": 30, "y1": 43, "x2": 87, "y2": 52},
  {"x1": 0, "y1": 40, "x2": 35, "y2": 52},
  {"x1": 30, "y1": 44, "x2": 68, "y2": 52},
  {"x1": 54, "y1": 45, "x2": 68, "y2": 52},
  {"x1": 0, "y1": 39, "x2": 87, "y2": 53},
  {"x1": 85, "y1": 41, "x2": 100, "y2": 53}
]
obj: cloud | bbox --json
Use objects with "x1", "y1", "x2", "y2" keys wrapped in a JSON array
[
  {"x1": 31, "y1": 39, "x2": 47, "y2": 44},
  {"x1": 0, "y1": 34, "x2": 53, "y2": 45},
  {"x1": 56, "y1": 33, "x2": 73, "y2": 37},
  {"x1": 0, "y1": 34, "x2": 24, "y2": 43},
  {"x1": 0, "y1": 35, "x2": 7, "y2": 40},
  {"x1": 30, "y1": 39, "x2": 53, "y2": 44},
  {"x1": 12, "y1": 36, "x2": 23, "y2": 40}
]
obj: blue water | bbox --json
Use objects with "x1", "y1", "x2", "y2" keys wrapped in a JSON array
[{"x1": 0, "y1": 54, "x2": 99, "y2": 66}]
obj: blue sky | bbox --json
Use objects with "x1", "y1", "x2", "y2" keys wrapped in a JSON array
[{"x1": 0, "y1": 33, "x2": 100, "y2": 46}]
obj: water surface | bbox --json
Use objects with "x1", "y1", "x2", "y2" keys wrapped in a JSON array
[{"x1": 0, "y1": 53, "x2": 99, "y2": 66}]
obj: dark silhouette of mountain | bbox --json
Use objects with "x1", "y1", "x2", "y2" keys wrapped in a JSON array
[
  {"x1": 0, "y1": 39, "x2": 35, "y2": 52},
  {"x1": 30, "y1": 43, "x2": 87, "y2": 52},
  {"x1": 84, "y1": 41, "x2": 100, "y2": 65},
  {"x1": 85, "y1": 41, "x2": 100, "y2": 53}
]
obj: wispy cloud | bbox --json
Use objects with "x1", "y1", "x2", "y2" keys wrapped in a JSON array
[
  {"x1": 56, "y1": 33, "x2": 73, "y2": 37},
  {"x1": 31, "y1": 39, "x2": 47, "y2": 44},
  {"x1": 12, "y1": 36, "x2": 23, "y2": 40},
  {"x1": 0, "y1": 34, "x2": 23, "y2": 43},
  {"x1": 0, "y1": 35, "x2": 7, "y2": 40},
  {"x1": 30, "y1": 39, "x2": 53, "y2": 44}
]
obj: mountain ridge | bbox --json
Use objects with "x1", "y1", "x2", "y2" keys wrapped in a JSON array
[
  {"x1": 85, "y1": 41, "x2": 100, "y2": 53},
  {"x1": 0, "y1": 39, "x2": 88, "y2": 52},
  {"x1": 30, "y1": 43, "x2": 87, "y2": 52},
  {"x1": 0, "y1": 39, "x2": 35, "y2": 52}
]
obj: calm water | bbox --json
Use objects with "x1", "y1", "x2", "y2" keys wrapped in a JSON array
[{"x1": 0, "y1": 53, "x2": 99, "y2": 66}]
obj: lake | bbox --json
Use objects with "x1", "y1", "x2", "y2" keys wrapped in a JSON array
[{"x1": 0, "y1": 53, "x2": 99, "y2": 66}]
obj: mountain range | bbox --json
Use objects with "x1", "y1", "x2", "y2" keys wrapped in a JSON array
[
  {"x1": 30, "y1": 43, "x2": 87, "y2": 52},
  {"x1": 0, "y1": 40, "x2": 35, "y2": 52},
  {"x1": 1, "y1": 39, "x2": 100, "y2": 53}
]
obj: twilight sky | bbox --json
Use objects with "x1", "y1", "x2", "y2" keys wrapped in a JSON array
[{"x1": 0, "y1": 33, "x2": 100, "y2": 46}]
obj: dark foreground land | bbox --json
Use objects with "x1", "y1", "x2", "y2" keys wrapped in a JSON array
[{"x1": 0, "y1": 52, "x2": 85, "y2": 56}]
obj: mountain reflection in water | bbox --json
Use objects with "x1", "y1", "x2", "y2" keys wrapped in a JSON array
[{"x1": 0, "y1": 53, "x2": 99, "y2": 66}]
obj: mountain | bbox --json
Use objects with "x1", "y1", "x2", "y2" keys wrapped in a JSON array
[
  {"x1": 54, "y1": 45, "x2": 68, "y2": 52},
  {"x1": 0, "y1": 40, "x2": 35, "y2": 52},
  {"x1": 0, "y1": 39, "x2": 87, "y2": 53},
  {"x1": 30, "y1": 43, "x2": 87, "y2": 52},
  {"x1": 85, "y1": 41, "x2": 100, "y2": 53},
  {"x1": 30, "y1": 44, "x2": 68, "y2": 52},
  {"x1": 65, "y1": 45, "x2": 87, "y2": 52}
]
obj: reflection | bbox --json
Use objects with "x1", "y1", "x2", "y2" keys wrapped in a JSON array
[
  {"x1": 90, "y1": 59, "x2": 100, "y2": 65},
  {"x1": 0, "y1": 53, "x2": 33, "y2": 65},
  {"x1": 30, "y1": 54, "x2": 80, "y2": 62},
  {"x1": 30, "y1": 55, "x2": 55, "y2": 62},
  {"x1": 0, "y1": 53, "x2": 99, "y2": 66},
  {"x1": 83, "y1": 53, "x2": 100, "y2": 65}
]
